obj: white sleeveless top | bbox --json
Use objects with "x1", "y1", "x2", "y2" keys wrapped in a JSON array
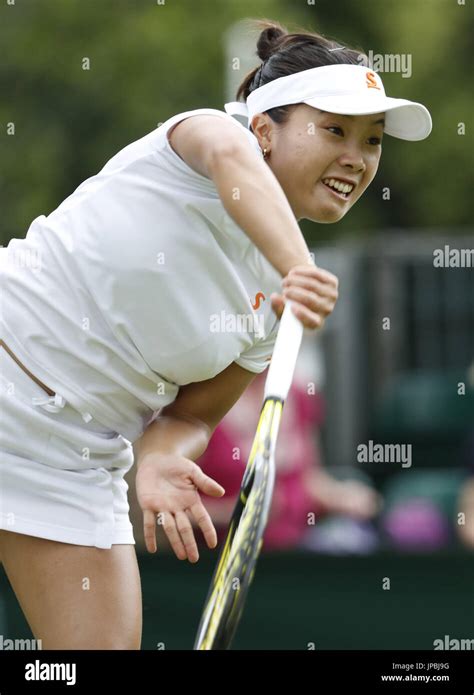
[{"x1": 1, "y1": 108, "x2": 282, "y2": 442}]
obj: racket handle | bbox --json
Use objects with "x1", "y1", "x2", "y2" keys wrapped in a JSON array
[{"x1": 263, "y1": 300, "x2": 304, "y2": 401}]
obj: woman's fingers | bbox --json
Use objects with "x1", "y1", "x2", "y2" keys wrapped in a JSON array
[
  {"x1": 143, "y1": 508, "x2": 158, "y2": 554},
  {"x1": 282, "y1": 266, "x2": 339, "y2": 300},
  {"x1": 162, "y1": 511, "x2": 188, "y2": 561},
  {"x1": 189, "y1": 501, "x2": 218, "y2": 549},
  {"x1": 190, "y1": 464, "x2": 225, "y2": 498},
  {"x1": 270, "y1": 293, "x2": 325, "y2": 329},
  {"x1": 272, "y1": 265, "x2": 339, "y2": 329},
  {"x1": 285, "y1": 264, "x2": 339, "y2": 288},
  {"x1": 151, "y1": 505, "x2": 218, "y2": 562},
  {"x1": 270, "y1": 293, "x2": 285, "y2": 319},
  {"x1": 175, "y1": 510, "x2": 199, "y2": 563},
  {"x1": 282, "y1": 285, "x2": 336, "y2": 316},
  {"x1": 141, "y1": 464, "x2": 224, "y2": 562},
  {"x1": 144, "y1": 506, "x2": 209, "y2": 562},
  {"x1": 282, "y1": 275, "x2": 339, "y2": 302},
  {"x1": 290, "y1": 302, "x2": 325, "y2": 330}
]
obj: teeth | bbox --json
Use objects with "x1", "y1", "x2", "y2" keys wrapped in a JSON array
[{"x1": 323, "y1": 178, "x2": 354, "y2": 194}]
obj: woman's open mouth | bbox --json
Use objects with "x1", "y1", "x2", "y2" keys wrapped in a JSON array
[{"x1": 321, "y1": 177, "x2": 355, "y2": 200}]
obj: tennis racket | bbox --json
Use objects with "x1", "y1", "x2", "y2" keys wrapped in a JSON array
[{"x1": 193, "y1": 300, "x2": 304, "y2": 650}]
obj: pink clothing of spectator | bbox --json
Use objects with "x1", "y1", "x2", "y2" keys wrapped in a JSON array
[{"x1": 197, "y1": 372, "x2": 326, "y2": 550}]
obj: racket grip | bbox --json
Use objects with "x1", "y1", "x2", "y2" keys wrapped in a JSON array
[{"x1": 263, "y1": 300, "x2": 304, "y2": 401}]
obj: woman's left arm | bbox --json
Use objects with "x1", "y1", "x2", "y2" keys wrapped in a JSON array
[{"x1": 134, "y1": 361, "x2": 259, "y2": 558}]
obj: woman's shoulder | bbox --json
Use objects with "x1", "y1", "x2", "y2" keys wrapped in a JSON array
[
  {"x1": 158, "y1": 107, "x2": 260, "y2": 180},
  {"x1": 161, "y1": 107, "x2": 248, "y2": 135}
]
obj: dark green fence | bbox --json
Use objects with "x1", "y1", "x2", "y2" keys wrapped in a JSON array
[{"x1": 2, "y1": 549, "x2": 473, "y2": 650}]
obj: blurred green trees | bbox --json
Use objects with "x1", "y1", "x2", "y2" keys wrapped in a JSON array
[{"x1": 0, "y1": 0, "x2": 472, "y2": 246}]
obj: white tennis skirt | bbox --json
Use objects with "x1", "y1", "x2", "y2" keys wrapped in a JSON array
[{"x1": 0, "y1": 345, "x2": 135, "y2": 549}]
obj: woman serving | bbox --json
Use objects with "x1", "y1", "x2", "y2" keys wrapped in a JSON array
[{"x1": 0, "y1": 20, "x2": 431, "y2": 649}]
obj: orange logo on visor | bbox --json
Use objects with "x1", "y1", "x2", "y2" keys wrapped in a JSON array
[{"x1": 366, "y1": 71, "x2": 381, "y2": 90}]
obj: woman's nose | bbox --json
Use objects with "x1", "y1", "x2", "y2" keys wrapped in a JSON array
[{"x1": 338, "y1": 150, "x2": 366, "y2": 173}]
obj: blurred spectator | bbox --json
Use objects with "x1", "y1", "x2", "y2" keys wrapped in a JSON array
[
  {"x1": 378, "y1": 360, "x2": 474, "y2": 552},
  {"x1": 379, "y1": 429, "x2": 473, "y2": 552}
]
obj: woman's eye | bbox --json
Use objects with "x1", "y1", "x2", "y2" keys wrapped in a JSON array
[
  {"x1": 326, "y1": 126, "x2": 382, "y2": 145},
  {"x1": 327, "y1": 126, "x2": 344, "y2": 136}
]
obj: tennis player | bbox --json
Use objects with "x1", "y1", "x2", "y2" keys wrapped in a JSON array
[{"x1": 0, "y1": 20, "x2": 431, "y2": 649}]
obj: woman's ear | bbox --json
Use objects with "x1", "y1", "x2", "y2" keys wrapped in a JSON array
[{"x1": 250, "y1": 113, "x2": 273, "y2": 151}]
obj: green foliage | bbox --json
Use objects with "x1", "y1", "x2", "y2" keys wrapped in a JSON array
[{"x1": 0, "y1": 0, "x2": 472, "y2": 246}]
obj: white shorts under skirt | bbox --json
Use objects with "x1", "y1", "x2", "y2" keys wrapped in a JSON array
[{"x1": 0, "y1": 345, "x2": 136, "y2": 549}]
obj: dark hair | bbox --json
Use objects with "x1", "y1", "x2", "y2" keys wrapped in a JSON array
[{"x1": 236, "y1": 19, "x2": 369, "y2": 130}]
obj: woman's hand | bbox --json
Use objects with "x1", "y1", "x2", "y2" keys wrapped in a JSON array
[
  {"x1": 270, "y1": 264, "x2": 339, "y2": 330},
  {"x1": 135, "y1": 453, "x2": 225, "y2": 562}
]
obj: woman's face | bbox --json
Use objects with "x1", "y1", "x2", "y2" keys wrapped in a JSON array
[{"x1": 252, "y1": 104, "x2": 384, "y2": 222}]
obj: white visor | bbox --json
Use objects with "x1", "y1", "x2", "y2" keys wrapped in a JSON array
[{"x1": 225, "y1": 64, "x2": 432, "y2": 141}]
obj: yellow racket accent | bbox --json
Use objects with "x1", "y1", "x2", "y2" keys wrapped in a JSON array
[{"x1": 194, "y1": 398, "x2": 283, "y2": 650}]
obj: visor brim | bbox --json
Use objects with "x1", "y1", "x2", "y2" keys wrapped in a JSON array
[{"x1": 303, "y1": 95, "x2": 432, "y2": 141}]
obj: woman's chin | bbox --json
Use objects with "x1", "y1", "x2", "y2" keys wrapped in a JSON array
[{"x1": 307, "y1": 205, "x2": 347, "y2": 224}]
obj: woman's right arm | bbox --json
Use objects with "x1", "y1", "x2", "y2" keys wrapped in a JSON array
[
  {"x1": 169, "y1": 115, "x2": 339, "y2": 330},
  {"x1": 168, "y1": 115, "x2": 310, "y2": 276}
]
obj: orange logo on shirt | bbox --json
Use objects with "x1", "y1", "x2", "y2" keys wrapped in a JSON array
[
  {"x1": 251, "y1": 292, "x2": 266, "y2": 310},
  {"x1": 366, "y1": 71, "x2": 381, "y2": 90}
]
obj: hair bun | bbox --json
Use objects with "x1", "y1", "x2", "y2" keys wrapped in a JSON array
[
  {"x1": 256, "y1": 21, "x2": 287, "y2": 61},
  {"x1": 236, "y1": 19, "x2": 366, "y2": 105}
]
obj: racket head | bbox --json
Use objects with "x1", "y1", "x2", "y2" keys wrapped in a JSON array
[{"x1": 193, "y1": 397, "x2": 283, "y2": 650}]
